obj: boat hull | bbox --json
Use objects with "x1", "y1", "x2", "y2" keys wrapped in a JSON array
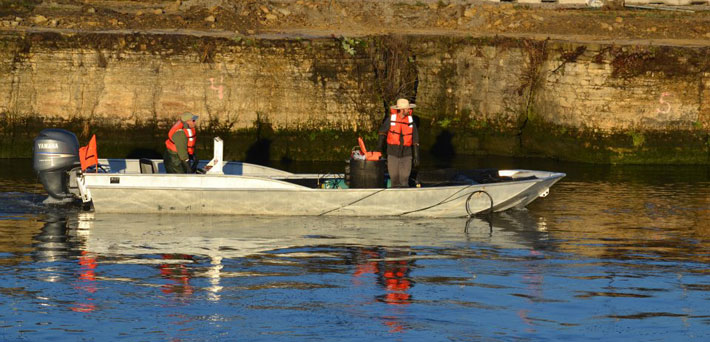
[{"x1": 82, "y1": 171, "x2": 564, "y2": 217}]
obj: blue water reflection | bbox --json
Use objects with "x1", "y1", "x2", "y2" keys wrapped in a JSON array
[{"x1": 0, "y1": 158, "x2": 708, "y2": 341}]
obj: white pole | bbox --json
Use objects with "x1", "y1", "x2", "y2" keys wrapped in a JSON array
[{"x1": 206, "y1": 137, "x2": 224, "y2": 175}]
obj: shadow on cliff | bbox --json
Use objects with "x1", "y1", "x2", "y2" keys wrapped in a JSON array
[
  {"x1": 429, "y1": 130, "x2": 455, "y2": 168},
  {"x1": 244, "y1": 114, "x2": 273, "y2": 166},
  {"x1": 245, "y1": 139, "x2": 272, "y2": 166}
]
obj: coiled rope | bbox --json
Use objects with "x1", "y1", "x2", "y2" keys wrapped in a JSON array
[{"x1": 465, "y1": 190, "x2": 493, "y2": 217}]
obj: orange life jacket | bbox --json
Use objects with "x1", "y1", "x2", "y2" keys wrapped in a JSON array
[
  {"x1": 357, "y1": 137, "x2": 382, "y2": 161},
  {"x1": 165, "y1": 121, "x2": 196, "y2": 155},
  {"x1": 386, "y1": 111, "x2": 414, "y2": 146}
]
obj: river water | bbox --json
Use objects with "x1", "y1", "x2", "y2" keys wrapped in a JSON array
[{"x1": 0, "y1": 157, "x2": 708, "y2": 341}]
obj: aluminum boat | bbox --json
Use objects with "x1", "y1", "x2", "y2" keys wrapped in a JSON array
[{"x1": 33, "y1": 129, "x2": 565, "y2": 217}]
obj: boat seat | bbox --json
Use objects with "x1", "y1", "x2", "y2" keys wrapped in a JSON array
[{"x1": 139, "y1": 158, "x2": 156, "y2": 174}]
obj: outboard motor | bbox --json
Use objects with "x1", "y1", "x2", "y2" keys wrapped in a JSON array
[{"x1": 33, "y1": 129, "x2": 81, "y2": 203}]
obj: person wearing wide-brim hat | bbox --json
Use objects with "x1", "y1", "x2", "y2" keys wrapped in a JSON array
[
  {"x1": 164, "y1": 112, "x2": 199, "y2": 173},
  {"x1": 376, "y1": 98, "x2": 420, "y2": 187}
]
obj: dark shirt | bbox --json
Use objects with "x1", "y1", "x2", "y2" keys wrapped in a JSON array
[{"x1": 378, "y1": 114, "x2": 419, "y2": 157}]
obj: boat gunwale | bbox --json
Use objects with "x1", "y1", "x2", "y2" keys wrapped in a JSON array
[{"x1": 83, "y1": 171, "x2": 566, "y2": 192}]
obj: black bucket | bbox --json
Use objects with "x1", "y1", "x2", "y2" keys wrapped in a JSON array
[{"x1": 348, "y1": 158, "x2": 386, "y2": 188}]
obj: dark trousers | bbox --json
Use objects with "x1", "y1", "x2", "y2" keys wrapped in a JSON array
[
  {"x1": 387, "y1": 155, "x2": 412, "y2": 188},
  {"x1": 164, "y1": 150, "x2": 189, "y2": 174}
]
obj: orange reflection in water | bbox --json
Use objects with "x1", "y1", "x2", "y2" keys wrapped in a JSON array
[
  {"x1": 382, "y1": 260, "x2": 412, "y2": 305},
  {"x1": 72, "y1": 250, "x2": 97, "y2": 313},
  {"x1": 160, "y1": 254, "x2": 194, "y2": 297},
  {"x1": 352, "y1": 248, "x2": 414, "y2": 333}
]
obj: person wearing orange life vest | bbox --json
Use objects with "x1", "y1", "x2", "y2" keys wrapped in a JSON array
[
  {"x1": 376, "y1": 98, "x2": 420, "y2": 188},
  {"x1": 164, "y1": 112, "x2": 199, "y2": 174}
]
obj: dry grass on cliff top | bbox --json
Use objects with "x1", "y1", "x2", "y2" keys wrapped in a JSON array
[{"x1": 1, "y1": 0, "x2": 710, "y2": 45}]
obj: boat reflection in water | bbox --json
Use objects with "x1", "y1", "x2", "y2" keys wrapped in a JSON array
[
  {"x1": 32, "y1": 210, "x2": 548, "y2": 327},
  {"x1": 70, "y1": 210, "x2": 547, "y2": 258},
  {"x1": 31, "y1": 213, "x2": 99, "y2": 312}
]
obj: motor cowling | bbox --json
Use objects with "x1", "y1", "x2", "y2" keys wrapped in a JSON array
[{"x1": 33, "y1": 129, "x2": 80, "y2": 203}]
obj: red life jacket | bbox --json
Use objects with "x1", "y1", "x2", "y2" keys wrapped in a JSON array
[
  {"x1": 165, "y1": 121, "x2": 196, "y2": 155},
  {"x1": 386, "y1": 111, "x2": 414, "y2": 146}
]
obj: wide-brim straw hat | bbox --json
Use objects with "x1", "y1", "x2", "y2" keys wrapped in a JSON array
[{"x1": 390, "y1": 98, "x2": 416, "y2": 110}]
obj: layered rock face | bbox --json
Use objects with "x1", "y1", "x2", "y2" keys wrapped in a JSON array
[
  {"x1": 1, "y1": 32, "x2": 708, "y2": 163},
  {"x1": 414, "y1": 39, "x2": 710, "y2": 162},
  {"x1": 419, "y1": 41, "x2": 709, "y2": 131},
  {"x1": 0, "y1": 34, "x2": 377, "y2": 130}
]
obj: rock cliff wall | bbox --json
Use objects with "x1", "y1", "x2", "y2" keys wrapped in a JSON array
[
  {"x1": 0, "y1": 33, "x2": 378, "y2": 130},
  {"x1": 1, "y1": 32, "x2": 708, "y2": 163}
]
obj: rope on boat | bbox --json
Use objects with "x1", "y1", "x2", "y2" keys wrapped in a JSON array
[
  {"x1": 318, "y1": 184, "x2": 493, "y2": 217},
  {"x1": 397, "y1": 184, "x2": 476, "y2": 216},
  {"x1": 316, "y1": 171, "x2": 338, "y2": 188},
  {"x1": 317, "y1": 188, "x2": 388, "y2": 216},
  {"x1": 465, "y1": 190, "x2": 493, "y2": 217}
]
